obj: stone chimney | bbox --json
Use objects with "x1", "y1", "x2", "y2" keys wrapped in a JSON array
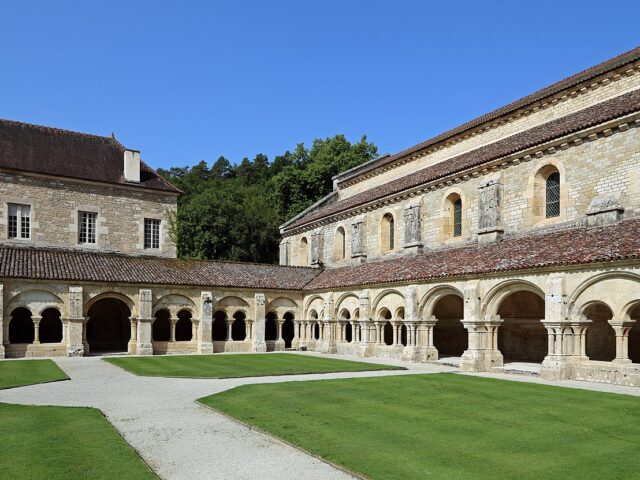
[{"x1": 124, "y1": 149, "x2": 141, "y2": 183}]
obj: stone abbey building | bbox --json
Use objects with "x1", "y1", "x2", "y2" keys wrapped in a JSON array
[{"x1": 2, "y1": 47, "x2": 640, "y2": 387}]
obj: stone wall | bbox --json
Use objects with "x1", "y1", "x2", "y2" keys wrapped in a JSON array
[
  {"x1": 284, "y1": 119, "x2": 640, "y2": 267},
  {"x1": 0, "y1": 171, "x2": 178, "y2": 257}
]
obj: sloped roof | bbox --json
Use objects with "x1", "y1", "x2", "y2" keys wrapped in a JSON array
[
  {"x1": 0, "y1": 246, "x2": 319, "y2": 290},
  {"x1": 0, "y1": 119, "x2": 180, "y2": 194},
  {"x1": 287, "y1": 88, "x2": 640, "y2": 231},
  {"x1": 335, "y1": 45, "x2": 640, "y2": 184},
  {"x1": 305, "y1": 219, "x2": 640, "y2": 290}
]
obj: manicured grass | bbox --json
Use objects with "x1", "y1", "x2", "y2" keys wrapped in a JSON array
[
  {"x1": 0, "y1": 359, "x2": 68, "y2": 390},
  {"x1": 201, "y1": 373, "x2": 640, "y2": 480},
  {"x1": 105, "y1": 353, "x2": 403, "y2": 378},
  {"x1": 1, "y1": 403, "x2": 157, "y2": 479}
]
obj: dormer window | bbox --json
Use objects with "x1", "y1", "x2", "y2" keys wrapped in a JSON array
[
  {"x1": 8, "y1": 203, "x2": 30, "y2": 239},
  {"x1": 78, "y1": 211, "x2": 97, "y2": 244}
]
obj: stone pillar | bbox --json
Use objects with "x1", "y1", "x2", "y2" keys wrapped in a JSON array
[
  {"x1": 245, "y1": 319, "x2": 253, "y2": 340},
  {"x1": 170, "y1": 318, "x2": 177, "y2": 342},
  {"x1": 610, "y1": 319, "x2": 635, "y2": 364},
  {"x1": 32, "y1": 316, "x2": 42, "y2": 344},
  {"x1": 350, "y1": 218, "x2": 367, "y2": 265},
  {"x1": 191, "y1": 319, "x2": 198, "y2": 342},
  {"x1": 540, "y1": 273, "x2": 575, "y2": 380},
  {"x1": 128, "y1": 318, "x2": 138, "y2": 354},
  {"x1": 392, "y1": 322, "x2": 399, "y2": 346},
  {"x1": 199, "y1": 292, "x2": 214, "y2": 354},
  {"x1": 0, "y1": 284, "x2": 5, "y2": 359},
  {"x1": 460, "y1": 282, "x2": 503, "y2": 371},
  {"x1": 423, "y1": 317, "x2": 439, "y2": 361},
  {"x1": 403, "y1": 286, "x2": 421, "y2": 361},
  {"x1": 477, "y1": 176, "x2": 504, "y2": 244},
  {"x1": 318, "y1": 294, "x2": 336, "y2": 353},
  {"x1": 403, "y1": 202, "x2": 423, "y2": 255},
  {"x1": 66, "y1": 286, "x2": 86, "y2": 356},
  {"x1": 226, "y1": 319, "x2": 233, "y2": 341},
  {"x1": 252, "y1": 293, "x2": 267, "y2": 352},
  {"x1": 275, "y1": 320, "x2": 285, "y2": 351},
  {"x1": 135, "y1": 289, "x2": 153, "y2": 355}
]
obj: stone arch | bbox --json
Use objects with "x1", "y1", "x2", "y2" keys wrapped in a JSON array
[
  {"x1": 175, "y1": 309, "x2": 193, "y2": 341},
  {"x1": 231, "y1": 310, "x2": 247, "y2": 341},
  {"x1": 380, "y1": 212, "x2": 395, "y2": 253},
  {"x1": 216, "y1": 296, "x2": 251, "y2": 317},
  {"x1": 84, "y1": 292, "x2": 135, "y2": 317},
  {"x1": 152, "y1": 308, "x2": 171, "y2": 341},
  {"x1": 440, "y1": 188, "x2": 468, "y2": 240},
  {"x1": 496, "y1": 289, "x2": 546, "y2": 363},
  {"x1": 568, "y1": 272, "x2": 640, "y2": 319},
  {"x1": 153, "y1": 294, "x2": 197, "y2": 318},
  {"x1": 334, "y1": 226, "x2": 346, "y2": 261},
  {"x1": 334, "y1": 293, "x2": 359, "y2": 319},
  {"x1": 39, "y1": 307, "x2": 63, "y2": 344},
  {"x1": 267, "y1": 297, "x2": 299, "y2": 319},
  {"x1": 432, "y1": 293, "x2": 467, "y2": 358},
  {"x1": 581, "y1": 301, "x2": 616, "y2": 362},
  {"x1": 527, "y1": 159, "x2": 569, "y2": 225},
  {"x1": 6, "y1": 289, "x2": 65, "y2": 319},
  {"x1": 372, "y1": 289, "x2": 404, "y2": 316},
  {"x1": 86, "y1": 296, "x2": 131, "y2": 353},
  {"x1": 8, "y1": 307, "x2": 34, "y2": 344},
  {"x1": 304, "y1": 295, "x2": 324, "y2": 319},
  {"x1": 419, "y1": 285, "x2": 464, "y2": 319},
  {"x1": 483, "y1": 279, "x2": 545, "y2": 318}
]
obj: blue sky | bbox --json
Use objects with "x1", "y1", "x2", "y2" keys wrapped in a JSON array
[{"x1": 2, "y1": 1, "x2": 639, "y2": 170}]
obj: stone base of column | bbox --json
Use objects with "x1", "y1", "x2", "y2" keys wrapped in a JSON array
[
  {"x1": 540, "y1": 356, "x2": 574, "y2": 380},
  {"x1": 127, "y1": 340, "x2": 137, "y2": 355},
  {"x1": 460, "y1": 349, "x2": 503, "y2": 372},
  {"x1": 251, "y1": 340, "x2": 266, "y2": 353},
  {"x1": 318, "y1": 340, "x2": 337, "y2": 354},
  {"x1": 274, "y1": 340, "x2": 286, "y2": 351},
  {"x1": 66, "y1": 344, "x2": 84, "y2": 357},
  {"x1": 414, "y1": 346, "x2": 438, "y2": 362},
  {"x1": 0, "y1": 344, "x2": 5, "y2": 359},
  {"x1": 136, "y1": 343, "x2": 153, "y2": 356},
  {"x1": 199, "y1": 341, "x2": 214, "y2": 354},
  {"x1": 402, "y1": 346, "x2": 422, "y2": 362}
]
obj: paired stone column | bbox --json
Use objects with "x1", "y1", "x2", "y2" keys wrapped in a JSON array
[
  {"x1": 460, "y1": 283, "x2": 503, "y2": 372},
  {"x1": 198, "y1": 291, "x2": 214, "y2": 354},
  {"x1": 226, "y1": 319, "x2": 233, "y2": 341},
  {"x1": 245, "y1": 319, "x2": 253, "y2": 340},
  {"x1": 135, "y1": 289, "x2": 154, "y2": 355},
  {"x1": 609, "y1": 319, "x2": 635, "y2": 364},
  {"x1": 252, "y1": 293, "x2": 267, "y2": 352},
  {"x1": 32, "y1": 315, "x2": 42, "y2": 344}
]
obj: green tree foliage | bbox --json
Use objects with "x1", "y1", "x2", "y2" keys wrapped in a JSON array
[{"x1": 158, "y1": 135, "x2": 378, "y2": 263}]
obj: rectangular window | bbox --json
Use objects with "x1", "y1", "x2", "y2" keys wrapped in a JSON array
[
  {"x1": 8, "y1": 203, "x2": 30, "y2": 239},
  {"x1": 78, "y1": 211, "x2": 97, "y2": 244},
  {"x1": 144, "y1": 218, "x2": 160, "y2": 249},
  {"x1": 453, "y1": 200, "x2": 462, "y2": 237}
]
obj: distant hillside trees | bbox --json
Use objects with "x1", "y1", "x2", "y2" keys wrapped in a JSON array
[{"x1": 158, "y1": 134, "x2": 378, "y2": 263}]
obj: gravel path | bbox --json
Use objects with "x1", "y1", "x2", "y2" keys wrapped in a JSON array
[
  {"x1": 2, "y1": 352, "x2": 639, "y2": 480},
  {"x1": 0, "y1": 353, "x2": 451, "y2": 480}
]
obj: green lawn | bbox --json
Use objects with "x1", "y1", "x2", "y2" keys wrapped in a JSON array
[
  {"x1": 105, "y1": 353, "x2": 403, "y2": 378},
  {"x1": 201, "y1": 373, "x2": 640, "y2": 480},
  {"x1": 0, "y1": 359, "x2": 68, "y2": 389},
  {"x1": 0, "y1": 359, "x2": 156, "y2": 479},
  {"x1": 1, "y1": 403, "x2": 156, "y2": 480}
]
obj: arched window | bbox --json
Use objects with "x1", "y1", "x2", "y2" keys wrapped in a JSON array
[
  {"x1": 299, "y1": 237, "x2": 308, "y2": 266},
  {"x1": 545, "y1": 172, "x2": 560, "y2": 218},
  {"x1": 444, "y1": 193, "x2": 463, "y2": 239},
  {"x1": 334, "y1": 227, "x2": 345, "y2": 260},
  {"x1": 175, "y1": 309, "x2": 193, "y2": 341},
  {"x1": 381, "y1": 213, "x2": 395, "y2": 252}
]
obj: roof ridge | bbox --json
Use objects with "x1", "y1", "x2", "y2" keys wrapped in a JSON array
[{"x1": 0, "y1": 118, "x2": 119, "y2": 145}]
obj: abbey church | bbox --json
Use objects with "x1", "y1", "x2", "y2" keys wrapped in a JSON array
[{"x1": 2, "y1": 47, "x2": 640, "y2": 387}]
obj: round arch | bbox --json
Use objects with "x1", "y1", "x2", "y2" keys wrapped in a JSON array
[
  {"x1": 86, "y1": 296, "x2": 132, "y2": 353},
  {"x1": 483, "y1": 279, "x2": 545, "y2": 318},
  {"x1": 419, "y1": 285, "x2": 463, "y2": 319},
  {"x1": 84, "y1": 292, "x2": 135, "y2": 317}
]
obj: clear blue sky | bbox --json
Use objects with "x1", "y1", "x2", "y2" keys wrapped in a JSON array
[{"x1": 2, "y1": 1, "x2": 639, "y2": 170}]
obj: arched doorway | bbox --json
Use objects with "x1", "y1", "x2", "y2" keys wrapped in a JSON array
[
  {"x1": 40, "y1": 308, "x2": 63, "y2": 343},
  {"x1": 9, "y1": 307, "x2": 34, "y2": 344},
  {"x1": 584, "y1": 303, "x2": 615, "y2": 361},
  {"x1": 231, "y1": 311, "x2": 246, "y2": 341},
  {"x1": 265, "y1": 312, "x2": 278, "y2": 341},
  {"x1": 153, "y1": 309, "x2": 171, "y2": 341},
  {"x1": 497, "y1": 290, "x2": 546, "y2": 363},
  {"x1": 282, "y1": 312, "x2": 295, "y2": 349},
  {"x1": 175, "y1": 310, "x2": 193, "y2": 341},
  {"x1": 86, "y1": 297, "x2": 131, "y2": 353},
  {"x1": 433, "y1": 294, "x2": 467, "y2": 357}
]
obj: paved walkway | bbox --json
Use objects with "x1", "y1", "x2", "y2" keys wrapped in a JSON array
[
  {"x1": 2, "y1": 352, "x2": 639, "y2": 480},
  {"x1": 0, "y1": 353, "x2": 451, "y2": 480}
]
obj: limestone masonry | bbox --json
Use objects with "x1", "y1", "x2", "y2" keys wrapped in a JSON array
[{"x1": 2, "y1": 46, "x2": 640, "y2": 387}]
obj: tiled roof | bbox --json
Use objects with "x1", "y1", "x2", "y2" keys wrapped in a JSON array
[
  {"x1": 305, "y1": 219, "x2": 640, "y2": 290},
  {"x1": 287, "y1": 88, "x2": 640, "y2": 231},
  {"x1": 335, "y1": 45, "x2": 640, "y2": 183},
  {"x1": 0, "y1": 246, "x2": 319, "y2": 290},
  {"x1": 0, "y1": 119, "x2": 180, "y2": 193}
]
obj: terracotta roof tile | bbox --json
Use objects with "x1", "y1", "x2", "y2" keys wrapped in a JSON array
[
  {"x1": 0, "y1": 247, "x2": 319, "y2": 290},
  {"x1": 287, "y1": 89, "x2": 640, "y2": 231},
  {"x1": 0, "y1": 119, "x2": 180, "y2": 193},
  {"x1": 305, "y1": 219, "x2": 640, "y2": 290}
]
